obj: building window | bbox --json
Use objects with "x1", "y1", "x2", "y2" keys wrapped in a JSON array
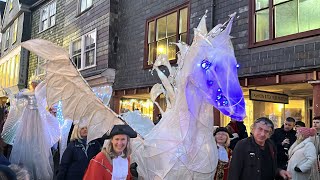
[
  {"x1": 71, "y1": 39, "x2": 81, "y2": 69},
  {"x1": 251, "y1": 0, "x2": 320, "y2": 46},
  {"x1": 39, "y1": 1, "x2": 56, "y2": 32},
  {"x1": 12, "y1": 19, "x2": 18, "y2": 44},
  {"x1": 145, "y1": 4, "x2": 189, "y2": 67},
  {"x1": 9, "y1": 0, "x2": 13, "y2": 11},
  {"x1": 221, "y1": 97, "x2": 306, "y2": 134},
  {"x1": 5, "y1": 29, "x2": 10, "y2": 49},
  {"x1": 37, "y1": 57, "x2": 46, "y2": 75},
  {"x1": 70, "y1": 29, "x2": 96, "y2": 70},
  {"x1": 120, "y1": 98, "x2": 154, "y2": 120},
  {"x1": 79, "y1": 0, "x2": 92, "y2": 13},
  {"x1": 0, "y1": 54, "x2": 19, "y2": 88}
]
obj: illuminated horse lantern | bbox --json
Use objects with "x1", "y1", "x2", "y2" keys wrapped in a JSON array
[
  {"x1": 132, "y1": 13, "x2": 246, "y2": 179},
  {"x1": 20, "y1": 12, "x2": 245, "y2": 180}
]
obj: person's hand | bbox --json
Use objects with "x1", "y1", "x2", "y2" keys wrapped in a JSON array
[
  {"x1": 279, "y1": 170, "x2": 292, "y2": 180},
  {"x1": 230, "y1": 133, "x2": 239, "y2": 140},
  {"x1": 130, "y1": 162, "x2": 138, "y2": 178},
  {"x1": 294, "y1": 167, "x2": 302, "y2": 172},
  {"x1": 281, "y1": 138, "x2": 290, "y2": 146}
]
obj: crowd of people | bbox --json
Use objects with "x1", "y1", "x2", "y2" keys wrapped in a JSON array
[
  {"x1": 214, "y1": 116, "x2": 320, "y2": 180},
  {"x1": 0, "y1": 79, "x2": 320, "y2": 180}
]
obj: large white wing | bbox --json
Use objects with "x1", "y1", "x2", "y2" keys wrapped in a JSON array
[
  {"x1": 21, "y1": 39, "x2": 123, "y2": 143},
  {"x1": 1, "y1": 89, "x2": 28, "y2": 145}
]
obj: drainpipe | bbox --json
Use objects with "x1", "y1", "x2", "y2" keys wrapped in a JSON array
[{"x1": 212, "y1": 0, "x2": 216, "y2": 29}]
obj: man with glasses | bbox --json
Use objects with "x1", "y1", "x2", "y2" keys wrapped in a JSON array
[{"x1": 228, "y1": 117, "x2": 291, "y2": 180}]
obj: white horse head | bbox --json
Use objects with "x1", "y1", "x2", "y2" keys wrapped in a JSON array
[{"x1": 185, "y1": 12, "x2": 246, "y2": 120}]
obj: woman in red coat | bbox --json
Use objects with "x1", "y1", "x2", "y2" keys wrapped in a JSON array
[
  {"x1": 83, "y1": 125, "x2": 137, "y2": 180},
  {"x1": 214, "y1": 127, "x2": 233, "y2": 180}
]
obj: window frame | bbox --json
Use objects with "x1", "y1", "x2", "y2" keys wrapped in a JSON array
[
  {"x1": 70, "y1": 29, "x2": 97, "y2": 70},
  {"x1": 39, "y1": 0, "x2": 57, "y2": 32},
  {"x1": 78, "y1": 0, "x2": 93, "y2": 14},
  {"x1": 143, "y1": 2, "x2": 190, "y2": 69},
  {"x1": 4, "y1": 28, "x2": 10, "y2": 50},
  {"x1": 9, "y1": 0, "x2": 13, "y2": 11},
  {"x1": 12, "y1": 18, "x2": 18, "y2": 44},
  {"x1": 36, "y1": 57, "x2": 47, "y2": 75},
  {"x1": 71, "y1": 38, "x2": 82, "y2": 69},
  {"x1": 249, "y1": 0, "x2": 320, "y2": 48}
]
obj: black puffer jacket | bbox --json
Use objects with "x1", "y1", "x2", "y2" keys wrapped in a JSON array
[{"x1": 56, "y1": 139, "x2": 102, "y2": 180}]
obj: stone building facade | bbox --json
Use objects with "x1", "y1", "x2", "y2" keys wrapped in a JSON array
[
  {"x1": 28, "y1": 0, "x2": 65, "y2": 79},
  {"x1": 113, "y1": 0, "x2": 320, "y2": 128},
  {"x1": 0, "y1": 0, "x2": 38, "y2": 100}
]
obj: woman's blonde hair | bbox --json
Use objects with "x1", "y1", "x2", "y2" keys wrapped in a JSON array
[
  {"x1": 225, "y1": 134, "x2": 231, "y2": 147},
  {"x1": 215, "y1": 131, "x2": 231, "y2": 148},
  {"x1": 102, "y1": 135, "x2": 132, "y2": 159},
  {"x1": 70, "y1": 125, "x2": 86, "y2": 141}
]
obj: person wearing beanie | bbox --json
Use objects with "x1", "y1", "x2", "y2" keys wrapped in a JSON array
[
  {"x1": 213, "y1": 127, "x2": 232, "y2": 180},
  {"x1": 287, "y1": 127, "x2": 317, "y2": 180},
  {"x1": 294, "y1": 121, "x2": 305, "y2": 129}
]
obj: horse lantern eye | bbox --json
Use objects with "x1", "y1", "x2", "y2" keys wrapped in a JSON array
[{"x1": 201, "y1": 59, "x2": 211, "y2": 70}]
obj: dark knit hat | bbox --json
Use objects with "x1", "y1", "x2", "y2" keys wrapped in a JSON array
[{"x1": 295, "y1": 121, "x2": 305, "y2": 127}]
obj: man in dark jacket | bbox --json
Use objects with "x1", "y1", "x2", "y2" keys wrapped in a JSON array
[
  {"x1": 270, "y1": 117, "x2": 296, "y2": 170},
  {"x1": 228, "y1": 117, "x2": 292, "y2": 180}
]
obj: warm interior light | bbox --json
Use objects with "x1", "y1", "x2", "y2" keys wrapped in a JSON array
[{"x1": 157, "y1": 46, "x2": 165, "y2": 54}]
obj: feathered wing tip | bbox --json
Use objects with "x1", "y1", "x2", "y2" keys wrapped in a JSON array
[
  {"x1": 22, "y1": 39, "x2": 123, "y2": 143},
  {"x1": 21, "y1": 39, "x2": 69, "y2": 61}
]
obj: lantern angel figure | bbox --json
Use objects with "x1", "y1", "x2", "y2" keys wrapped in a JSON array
[{"x1": 1, "y1": 76, "x2": 60, "y2": 180}]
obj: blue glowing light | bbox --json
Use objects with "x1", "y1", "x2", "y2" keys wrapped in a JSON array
[
  {"x1": 236, "y1": 64, "x2": 240, "y2": 68},
  {"x1": 57, "y1": 100, "x2": 64, "y2": 125},
  {"x1": 207, "y1": 80, "x2": 214, "y2": 86},
  {"x1": 215, "y1": 87, "x2": 229, "y2": 107},
  {"x1": 201, "y1": 60, "x2": 211, "y2": 70},
  {"x1": 223, "y1": 100, "x2": 228, "y2": 105}
]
